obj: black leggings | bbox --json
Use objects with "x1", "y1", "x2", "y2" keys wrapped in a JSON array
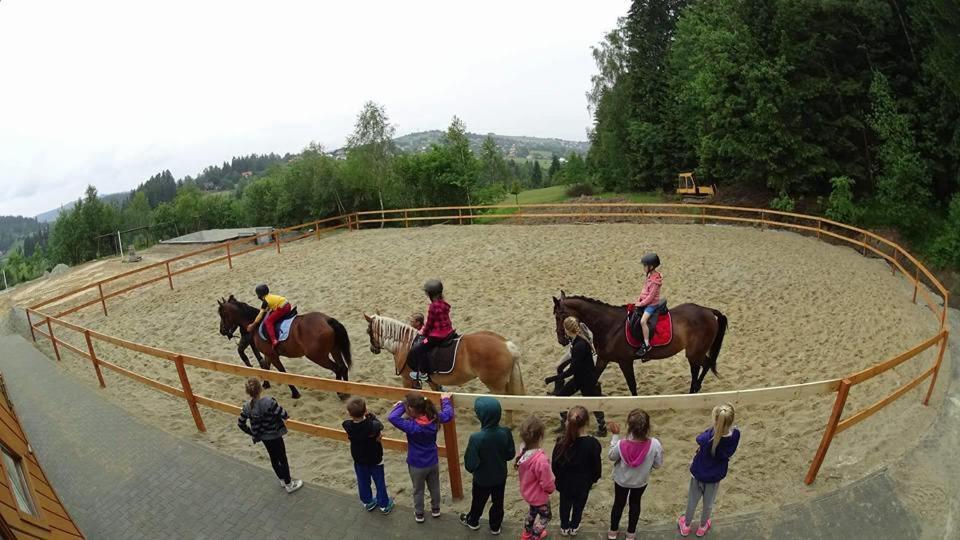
[
  {"x1": 559, "y1": 489, "x2": 590, "y2": 530},
  {"x1": 610, "y1": 483, "x2": 647, "y2": 534},
  {"x1": 409, "y1": 337, "x2": 440, "y2": 372},
  {"x1": 262, "y1": 437, "x2": 291, "y2": 484}
]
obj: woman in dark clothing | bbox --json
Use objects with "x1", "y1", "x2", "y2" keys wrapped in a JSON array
[
  {"x1": 552, "y1": 405, "x2": 602, "y2": 535},
  {"x1": 237, "y1": 377, "x2": 303, "y2": 493},
  {"x1": 555, "y1": 317, "x2": 607, "y2": 436}
]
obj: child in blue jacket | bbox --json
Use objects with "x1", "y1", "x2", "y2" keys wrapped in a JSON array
[
  {"x1": 678, "y1": 403, "x2": 740, "y2": 537},
  {"x1": 389, "y1": 392, "x2": 454, "y2": 523}
]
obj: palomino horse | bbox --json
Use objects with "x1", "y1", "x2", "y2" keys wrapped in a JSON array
[
  {"x1": 363, "y1": 313, "x2": 525, "y2": 396},
  {"x1": 552, "y1": 291, "x2": 727, "y2": 395},
  {"x1": 218, "y1": 295, "x2": 352, "y2": 399}
]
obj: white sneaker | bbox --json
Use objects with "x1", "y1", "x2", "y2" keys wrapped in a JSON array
[
  {"x1": 284, "y1": 479, "x2": 303, "y2": 493},
  {"x1": 570, "y1": 527, "x2": 579, "y2": 536},
  {"x1": 279, "y1": 479, "x2": 286, "y2": 488},
  {"x1": 560, "y1": 529, "x2": 570, "y2": 536}
]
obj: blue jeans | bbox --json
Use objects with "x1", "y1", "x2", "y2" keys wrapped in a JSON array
[
  {"x1": 354, "y1": 463, "x2": 389, "y2": 508},
  {"x1": 643, "y1": 305, "x2": 657, "y2": 315}
]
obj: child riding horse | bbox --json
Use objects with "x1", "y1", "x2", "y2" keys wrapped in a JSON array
[
  {"x1": 247, "y1": 284, "x2": 292, "y2": 348},
  {"x1": 408, "y1": 279, "x2": 455, "y2": 383}
]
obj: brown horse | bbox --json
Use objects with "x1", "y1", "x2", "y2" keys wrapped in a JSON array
[
  {"x1": 363, "y1": 313, "x2": 525, "y2": 396},
  {"x1": 218, "y1": 295, "x2": 352, "y2": 399},
  {"x1": 552, "y1": 291, "x2": 727, "y2": 395}
]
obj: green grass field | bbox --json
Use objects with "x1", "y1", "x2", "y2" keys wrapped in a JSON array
[{"x1": 473, "y1": 185, "x2": 664, "y2": 224}]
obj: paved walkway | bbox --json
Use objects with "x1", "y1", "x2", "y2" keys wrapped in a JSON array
[{"x1": 1, "y1": 314, "x2": 957, "y2": 539}]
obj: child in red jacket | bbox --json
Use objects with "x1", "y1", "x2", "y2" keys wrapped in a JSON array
[
  {"x1": 515, "y1": 416, "x2": 555, "y2": 539},
  {"x1": 633, "y1": 253, "x2": 663, "y2": 357}
]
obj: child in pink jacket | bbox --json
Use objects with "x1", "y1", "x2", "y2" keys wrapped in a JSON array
[{"x1": 515, "y1": 415, "x2": 555, "y2": 539}]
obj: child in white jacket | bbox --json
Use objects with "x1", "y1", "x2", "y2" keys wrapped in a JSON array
[{"x1": 607, "y1": 409, "x2": 663, "y2": 540}]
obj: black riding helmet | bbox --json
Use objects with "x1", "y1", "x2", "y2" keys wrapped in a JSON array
[
  {"x1": 423, "y1": 279, "x2": 443, "y2": 298},
  {"x1": 641, "y1": 253, "x2": 661, "y2": 269},
  {"x1": 255, "y1": 284, "x2": 269, "y2": 298}
]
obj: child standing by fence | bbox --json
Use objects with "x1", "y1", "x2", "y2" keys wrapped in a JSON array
[
  {"x1": 516, "y1": 416, "x2": 555, "y2": 540},
  {"x1": 236, "y1": 378, "x2": 303, "y2": 494},
  {"x1": 388, "y1": 392, "x2": 454, "y2": 523},
  {"x1": 678, "y1": 403, "x2": 740, "y2": 537},
  {"x1": 460, "y1": 396, "x2": 515, "y2": 535},
  {"x1": 552, "y1": 406, "x2": 602, "y2": 536},
  {"x1": 343, "y1": 397, "x2": 395, "y2": 514},
  {"x1": 607, "y1": 409, "x2": 662, "y2": 540}
]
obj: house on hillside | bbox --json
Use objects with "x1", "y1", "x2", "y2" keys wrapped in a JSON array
[{"x1": 240, "y1": 171, "x2": 253, "y2": 178}]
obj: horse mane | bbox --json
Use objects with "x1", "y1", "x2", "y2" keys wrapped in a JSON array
[
  {"x1": 228, "y1": 296, "x2": 261, "y2": 320},
  {"x1": 563, "y1": 294, "x2": 624, "y2": 310},
  {"x1": 373, "y1": 315, "x2": 419, "y2": 352}
]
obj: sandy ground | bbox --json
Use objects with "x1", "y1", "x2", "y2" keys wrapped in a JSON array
[{"x1": 13, "y1": 223, "x2": 947, "y2": 529}]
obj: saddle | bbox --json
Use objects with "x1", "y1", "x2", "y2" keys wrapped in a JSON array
[
  {"x1": 413, "y1": 333, "x2": 461, "y2": 376},
  {"x1": 257, "y1": 306, "x2": 298, "y2": 343},
  {"x1": 625, "y1": 300, "x2": 672, "y2": 348}
]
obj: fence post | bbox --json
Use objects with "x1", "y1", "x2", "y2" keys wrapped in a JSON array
[
  {"x1": 174, "y1": 355, "x2": 206, "y2": 432},
  {"x1": 404, "y1": 210, "x2": 409, "y2": 228},
  {"x1": 226, "y1": 243, "x2": 233, "y2": 269},
  {"x1": 45, "y1": 318, "x2": 61, "y2": 362},
  {"x1": 861, "y1": 233, "x2": 867, "y2": 255},
  {"x1": 25, "y1": 310, "x2": 36, "y2": 342},
  {"x1": 83, "y1": 330, "x2": 106, "y2": 388},
  {"x1": 912, "y1": 268, "x2": 919, "y2": 303},
  {"x1": 891, "y1": 250, "x2": 898, "y2": 275},
  {"x1": 817, "y1": 219, "x2": 822, "y2": 240},
  {"x1": 760, "y1": 211, "x2": 766, "y2": 231},
  {"x1": 701, "y1": 207, "x2": 706, "y2": 225},
  {"x1": 442, "y1": 417, "x2": 464, "y2": 500},
  {"x1": 97, "y1": 283, "x2": 108, "y2": 316},
  {"x1": 314, "y1": 221, "x2": 321, "y2": 239},
  {"x1": 165, "y1": 262, "x2": 174, "y2": 290},
  {"x1": 923, "y1": 331, "x2": 950, "y2": 406},
  {"x1": 275, "y1": 231, "x2": 281, "y2": 254},
  {"x1": 805, "y1": 378, "x2": 851, "y2": 485},
  {"x1": 458, "y1": 208, "x2": 463, "y2": 225}
]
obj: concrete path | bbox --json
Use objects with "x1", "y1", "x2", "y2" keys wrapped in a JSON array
[{"x1": 1, "y1": 316, "x2": 956, "y2": 539}]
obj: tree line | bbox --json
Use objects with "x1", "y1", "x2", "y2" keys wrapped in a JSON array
[
  {"x1": 586, "y1": 0, "x2": 960, "y2": 268},
  {"x1": 2, "y1": 103, "x2": 584, "y2": 287}
]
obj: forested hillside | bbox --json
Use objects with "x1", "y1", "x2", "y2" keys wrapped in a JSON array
[{"x1": 586, "y1": 0, "x2": 960, "y2": 267}]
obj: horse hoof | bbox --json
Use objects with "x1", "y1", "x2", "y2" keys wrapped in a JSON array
[
  {"x1": 337, "y1": 393, "x2": 350, "y2": 401},
  {"x1": 291, "y1": 391, "x2": 301, "y2": 399},
  {"x1": 262, "y1": 381, "x2": 271, "y2": 389}
]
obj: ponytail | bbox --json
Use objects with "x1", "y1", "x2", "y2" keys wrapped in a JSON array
[
  {"x1": 405, "y1": 392, "x2": 439, "y2": 424},
  {"x1": 245, "y1": 377, "x2": 262, "y2": 409},
  {"x1": 710, "y1": 403, "x2": 735, "y2": 456},
  {"x1": 563, "y1": 316, "x2": 596, "y2": 355},
  {"x1": 556, "y1": 406, "x2": 589, "y2": 461}
]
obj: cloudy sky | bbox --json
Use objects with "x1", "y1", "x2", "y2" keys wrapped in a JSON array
[{"x1": 0, "y1": 1, "x2": 627, "y2": 217}]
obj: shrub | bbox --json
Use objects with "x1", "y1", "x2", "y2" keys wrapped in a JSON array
[
  {"x1": 824, "y1": 176, "x2": 862, "y2": 224},
  {"x1": 565, "y1": 183, "x2": 596, "y2": 198},
  {"x1": 769, "y1": 191, "x2": 795, "y2": 212}
]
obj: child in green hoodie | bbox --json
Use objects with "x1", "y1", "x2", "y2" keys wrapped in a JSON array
[{"x1": 459, "y1": 397, "x2": 516, "y2": 535}]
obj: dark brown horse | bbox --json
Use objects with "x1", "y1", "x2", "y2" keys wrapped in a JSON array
[
  {"x1": 552, "y1": 291, "x2": 727, "y2": 395},
  {"x1": 217, "y1": 295, "x2": 352, "y2": 399}
]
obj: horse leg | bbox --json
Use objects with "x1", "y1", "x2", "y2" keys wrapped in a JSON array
[
  {"x1": 617, "y1": 360, "x2": 639, "y2": 396},
  {"x1": 272, "y1": 357, "x2": 301, "y2": 399},
  {"x1": 689, "y1": 361, "x2": 700, "y2": 394},
  {"x1": 236, "y1": 342, "x2": 253, "y2": 368}
]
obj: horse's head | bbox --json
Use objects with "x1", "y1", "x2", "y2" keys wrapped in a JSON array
[
  {"x1": 363, "y1": 312, "x2": 382, "y2": 354},
  {"x1": 218, "y1": 295, "x2": 241, "y2": 339},
  {"x1": 553, "y1": 291, "x2": 571, "y2": 346}
]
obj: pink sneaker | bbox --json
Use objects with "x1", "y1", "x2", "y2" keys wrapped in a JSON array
[
  {"x1": 696, "y1": 519, "x2": 712, "y2": 537},
  {"x1": 678, "y1": 515, "x2": 691, "y2": 537}
]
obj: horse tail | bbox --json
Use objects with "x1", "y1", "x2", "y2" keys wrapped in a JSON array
[
  {"x1": 706, "y1": 309, "x2": 727, "y2": 377},
  {"x1": 505, "y1": 341, "x2": 525, "y2": 395},
  {"x1": 327, "y1": 317, "x2": 352, "y2": 369}
]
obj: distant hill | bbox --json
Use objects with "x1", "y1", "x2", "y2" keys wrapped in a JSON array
[
  {"x1": 330, "y1": 131, "x2": 590, "y2": 160},
  {"x1": 35, "y1": 191, "x2": 129, "y2": 223}
]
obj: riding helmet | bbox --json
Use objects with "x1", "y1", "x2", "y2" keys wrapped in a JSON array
[
  {"x1": 423, "y1": 279, "x2": 444, "y2": 297},
  {"x1": 255, "y1": 284, "x2": 269, "y2": 298},
  {"x1": 641, "y1": 253, "x2": 661, "y2": 268}
]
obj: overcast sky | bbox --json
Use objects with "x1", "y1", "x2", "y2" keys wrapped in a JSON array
[{"x1": 0, "y1": 1, "x2": 627, "y2": 217}]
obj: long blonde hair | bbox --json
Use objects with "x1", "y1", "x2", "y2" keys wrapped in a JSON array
[
  {"x1": 563, "y1": 316, "x2": 596, "y2": 355},
  {"x1": 710, "y1": 403, "x2": 735, "y2": 455}
]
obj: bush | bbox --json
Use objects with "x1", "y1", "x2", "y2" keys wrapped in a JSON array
[
  {"x1": 825, "y1": 176, "x2": 862, "y2": 223},
  {"x1": 926, "y1": 194, "x2": 960, "y2": 268},
  {"x1": 565, "y1": 183, "x2": 596, "y2": 198},
  {"x1": 769, "y1": 191, "x2": 795, "y2": 212}
]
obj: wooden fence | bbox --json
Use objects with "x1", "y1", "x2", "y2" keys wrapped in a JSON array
[{"x1": 20, "y1": 203, "x2": 950, "y2": 498}]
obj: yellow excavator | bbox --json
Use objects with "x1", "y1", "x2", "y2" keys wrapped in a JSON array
[{"x1": 676, "y1": 171, "x2": 717, "y2": 202}]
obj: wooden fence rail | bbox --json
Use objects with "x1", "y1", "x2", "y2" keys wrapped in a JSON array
[{"x1": 20, "y1": 202, "x2": 949, "y2": 494}]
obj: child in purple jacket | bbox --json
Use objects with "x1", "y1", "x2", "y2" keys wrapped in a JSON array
[
  {"x1": 678, "y1": 403, "x2": 740, "y2": 538},
  {"x1": 389, "y1": 392, "x2": 455, "y2": 523}
]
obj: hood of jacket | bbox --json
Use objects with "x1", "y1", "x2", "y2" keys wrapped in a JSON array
[
  {"x1": 474, "y1": 397, "x2": 502, "y2": 430},
  {"x1": 618, "y1": 438, "x2": 652, "y2": 467}
]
